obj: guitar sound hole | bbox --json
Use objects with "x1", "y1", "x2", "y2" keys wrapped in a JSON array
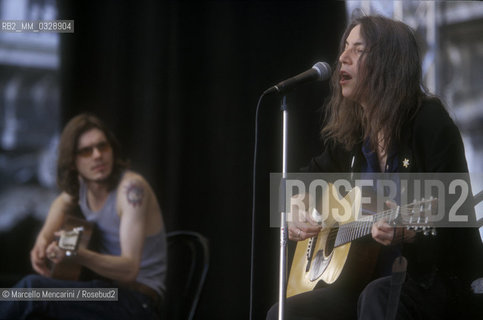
[
  {"x1": 308, "y1": 224, "x2": 338, "y2": 282},
  {"x1": 309, "y1": 250, "x2": 330, "y2": 282},
  {"x1": 325, "y1": 224, "x2": 338, "y2": 257}
]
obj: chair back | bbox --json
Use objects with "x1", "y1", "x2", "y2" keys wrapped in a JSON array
[{"x1": 166, "y1": 231, "x2": 209, "y2": 320}]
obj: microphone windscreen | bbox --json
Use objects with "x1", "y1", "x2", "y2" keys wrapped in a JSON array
[{"x1": 312, "y1": 62, "x2": 331, "y2": 81}]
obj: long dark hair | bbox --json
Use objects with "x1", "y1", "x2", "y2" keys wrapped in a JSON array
[
  {"x1": 57, "y1": 113, "x2": 129, "y2": 198},
  {"x1": 322, "y1": 15, "x2": 426, "y2": 151}
]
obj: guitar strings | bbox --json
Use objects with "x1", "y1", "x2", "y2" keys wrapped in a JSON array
[{"x1": 309, "y1": 200, "x2": 433, "y2": 247}]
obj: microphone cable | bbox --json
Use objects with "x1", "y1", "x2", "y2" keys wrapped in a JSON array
[{"x1": 249, "y1": 92, "x2": 267, "y2": 320}]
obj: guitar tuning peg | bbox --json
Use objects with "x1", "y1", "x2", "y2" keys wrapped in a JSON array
[{"x1": 423, "y1": 230, "x2": 430, "y2": 236}]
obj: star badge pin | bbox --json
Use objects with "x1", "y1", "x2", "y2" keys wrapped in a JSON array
[{"x1": 402, "y1": 158, "x2": 410, "y2": 168}]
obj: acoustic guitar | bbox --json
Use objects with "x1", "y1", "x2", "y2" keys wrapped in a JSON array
[
  {"x1": 287, "y1": 184, "x2": 437, "y2": 297},
  {"x1": 49, "y1": 215, "x2": 94, "y2": 280}
]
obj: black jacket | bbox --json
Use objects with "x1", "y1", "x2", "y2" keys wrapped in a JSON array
[{"x1": 307, "y1": 97, "x2": 482, "y2": 286}]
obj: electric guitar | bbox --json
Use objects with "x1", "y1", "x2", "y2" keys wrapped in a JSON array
[{"x1": 287, "y1": 184, "x2": 437, "y2": 297}]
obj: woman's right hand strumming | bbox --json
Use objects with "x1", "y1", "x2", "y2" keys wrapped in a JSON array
[{"x1": 287, "y1": 194, "x2": 323, "y2": 241}]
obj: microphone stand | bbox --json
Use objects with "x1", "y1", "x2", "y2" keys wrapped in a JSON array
[{"x1": 278, "y1": 95, "x2": 288, "y2": 320}]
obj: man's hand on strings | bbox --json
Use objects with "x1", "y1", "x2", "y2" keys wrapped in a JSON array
[{"x1": 45, "y1": 231, "x2": 68, "y2": 264}]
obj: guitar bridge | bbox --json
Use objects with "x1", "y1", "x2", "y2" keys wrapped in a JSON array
[
  {"x1": 305, "y1": 236, "x2": 317, "y2": 272},
  {"x1": 58, "y1": 226, "x2": 84, "y2": 256}
]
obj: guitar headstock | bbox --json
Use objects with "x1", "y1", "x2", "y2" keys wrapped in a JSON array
[{"x1": 399, "y1": 197, "x2": 438, "y2": 236}]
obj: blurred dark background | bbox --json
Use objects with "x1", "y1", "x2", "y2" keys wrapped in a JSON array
[
  {"x1": 3, "y1": 1, "x2": 482, "y2": 318},
  {"x1": 0, "y1": 0, "x2": 346, "y2": 318},
  {"x1": 2, "y1": 0, "x2": 483, "y2": 318}
]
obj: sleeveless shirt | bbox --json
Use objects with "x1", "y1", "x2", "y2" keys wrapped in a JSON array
[{"x1": 79, "y1": 177, "x2": 167, "y2": 295}]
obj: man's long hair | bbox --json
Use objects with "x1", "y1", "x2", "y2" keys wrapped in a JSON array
[
  {"x1": 322, "y1": 15, "x2": 426, "y2": 152},
  {"x1": 57, "y1": 113, "x2": 129, "y2": 198}
]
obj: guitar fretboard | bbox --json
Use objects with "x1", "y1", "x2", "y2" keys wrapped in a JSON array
[
  {"x1": 334, "y1": 209, "x2": 397, "y2": 247},
  {"x1": 333, "y1": 198, "x2": 434, "y2": 247}
]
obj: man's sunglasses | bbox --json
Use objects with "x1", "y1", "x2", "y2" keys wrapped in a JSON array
[{"x1": 76, "y1": 141, "x2": 111, "y2": 158}]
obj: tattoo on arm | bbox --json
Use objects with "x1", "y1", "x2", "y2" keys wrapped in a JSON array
[{"x1": 125, "y1": 182, "x2": 145, "y2": 207}]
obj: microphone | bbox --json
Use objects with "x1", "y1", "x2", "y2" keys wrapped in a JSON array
[{"x1": 264, "y1": 61, "x2": 331, "y2": 95}]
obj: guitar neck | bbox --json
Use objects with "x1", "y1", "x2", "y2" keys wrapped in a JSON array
[{"x1": 334, "y1": 208, "x2": 398, "y2": 247}]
